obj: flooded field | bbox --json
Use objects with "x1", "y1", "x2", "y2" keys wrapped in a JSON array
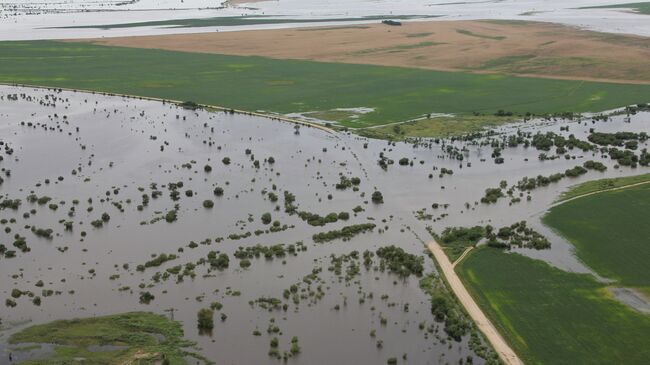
[
  {"x1": 2, "y1": 0, "x2": 650, "y2": 40},
  {"x1": 0, "y1": 85, "x2": 649, "y2": 364}
]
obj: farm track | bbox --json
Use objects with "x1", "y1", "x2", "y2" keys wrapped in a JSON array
[
  {"x1": 452, "y1": 246, "x2": 474, "y2": 267},
  {"x1": 427, "y1": 241, "x2": 524, "y2": 365}
]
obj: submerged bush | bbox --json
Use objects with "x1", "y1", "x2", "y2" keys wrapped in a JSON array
[{"x1": 197, "y1": 308, "x2": 214, "y2": 330}]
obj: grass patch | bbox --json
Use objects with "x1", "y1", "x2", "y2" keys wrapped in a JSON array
[
  {"x1": 406, "y1": 32, "x2": 434, "y2": 38},
  {"x1": 9, "y1": 312, "x2": 207, "y2": 364},
  {"x1": 352, "y1": 41, "x2": 445, "y2": 55},
  {"x1": 457, "y1": 248, "x2": 650, "y2": 365},
  {"x1": 436, "y1": 226, "x2": 485, "y2": 262},
  {"x1": 2, "y1": 41, "x2": 650, "y2": 129},
  {"x1": 472, "y1": 55, "x2": 537, "y2": 70},
  {"x1": 356, "y1": 115, "x2": 516, "y2": 139},
  {"x1": 558, "y1": 172, "x2": 650, "y2": 200},
  {"x1": 544, "y1": 183, "x2": 650, "y2": 287},
  {"x1": 456, "y1": 29, "x2": 506, "y2": 41},
  {"x1": 580, "y1": 2, "x2": 650, "y2": 15}
]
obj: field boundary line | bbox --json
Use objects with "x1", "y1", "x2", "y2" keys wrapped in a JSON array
[
  {"x1": 427, "y1": 241, "x2": 524, "y2": 365},
  {"x1": 0, "y1": 82, "x2": 337, "y2": 135}
]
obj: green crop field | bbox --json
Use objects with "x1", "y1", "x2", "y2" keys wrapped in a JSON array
[
  {"x1": 2, "y1": 41, "x2": 650, "y2": 130},
  {"x1": 544, "y1": 183, "x2": 650, "y2": 287},
  {"x1": 457, "y1": 248, "x2": 650, "y2": 365}
]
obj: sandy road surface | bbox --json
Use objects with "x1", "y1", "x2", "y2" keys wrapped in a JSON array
[{"x1": 427, "y1": 241, "x2": 523, "y2": 365}]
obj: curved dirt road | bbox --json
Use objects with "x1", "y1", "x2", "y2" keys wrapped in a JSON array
[{"x1": 427, "y1": 241, "x2": 523, "y2": 365}]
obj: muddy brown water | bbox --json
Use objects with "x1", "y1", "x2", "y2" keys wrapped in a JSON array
[{"x1": 0, "y1": 85, "x2": 648, "y2": 364}]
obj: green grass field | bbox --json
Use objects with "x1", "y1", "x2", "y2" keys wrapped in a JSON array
[
  {"x1": 2, "y1": 41, "x2": 650, "y2": 130},
  {"x1": 544, "y1": 183, "x2": 650, "y2": 287},
  {"x1": 9, "y1": 312, "x2": 205, "y2": 364},
  {"x1": 457, "y1": 248, "x2": 650, "y2": 365}
]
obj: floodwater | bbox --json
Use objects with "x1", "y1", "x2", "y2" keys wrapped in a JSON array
[
  {"x1": 2, "y1": 0, "x2": 650, "y2": 40},
  {"x1": 0, "y1": 85, "x2": 649, "y2": 364},
  {"x1": 0, "y1": 85, "x2": 477, "y2": 364}
]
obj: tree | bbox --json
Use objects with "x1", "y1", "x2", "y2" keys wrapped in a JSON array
[
  {"x1": 371, "y1": 191, "x2": 384, "y2": 204},
  {"x1": 261, "y1": 212, "x2": 272, "y2": 225},
  {"x1": 197, "y1": 308, "x2": 214, "y2": 330}
]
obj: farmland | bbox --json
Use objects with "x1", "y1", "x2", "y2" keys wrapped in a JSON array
[
  {"x1": 544, "y1": 183, "x2": 650, "y2": 287},
  {"x1": 2, "y1": 41, "x2": 650, "y2": 130},
  {"x1": 90, "y1": 20, "x2": 650, "y2": 83},
  {"x1": 457, "y1": 248, "x2": 650, "y2": 365},
  {"x1": 3, "y1": 2, "x2": 650, "y2": 362}
]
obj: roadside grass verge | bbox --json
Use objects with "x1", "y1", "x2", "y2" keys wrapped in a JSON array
[
  {"x1": 558, "y1": 172, "x2": 650, "y2": 200},
  {"x1": 457, "y1": 248, "x2": 650, "y2": 365}
]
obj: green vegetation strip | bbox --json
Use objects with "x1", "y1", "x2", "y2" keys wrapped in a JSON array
[
  {"x1": 457, "y1": 248, "x2": 650, "y2": 365},
  {"x1": 580, "y1": 2, "x2": 650, "y2": 15},
  {"x1": 545, "y1": 183, "x2": 650, "y2": 287},
  {"x1": 456, "y1": 29, "x2": 506, "y2": 40},
  {"x1": 57, "y1": 15, "x2": 438, "y2": 29},
  {"x1": 9, "y1": 312, "x2": 208, "y2": 364},
  {"x1": 2, "y1": 41, "x2": 650, "y2": 130},
  {"x1": 558, "y1": 172, "x2": 650, "y2": 200}
]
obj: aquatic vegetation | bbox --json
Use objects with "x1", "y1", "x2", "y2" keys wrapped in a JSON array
[
  {"x1": 9, "y1": 312, "x2": 210, "y2": 364},
  {"x1": 376, "y1": 245, "x2": 424, "y2": 277},
  {"x1": 197, "y1": 308, "x2": 214, "y2": 330},
  {"x1": 312, "y1": 223, "x2": 376, "y2": 243}
]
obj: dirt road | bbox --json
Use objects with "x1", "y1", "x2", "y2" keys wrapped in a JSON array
[
  {"x1": 452, "y1": 246, "x2": 474, "y2": 267},
  {"x1": 427, "y1": 241, "x2": 523, "y2": 365}
]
